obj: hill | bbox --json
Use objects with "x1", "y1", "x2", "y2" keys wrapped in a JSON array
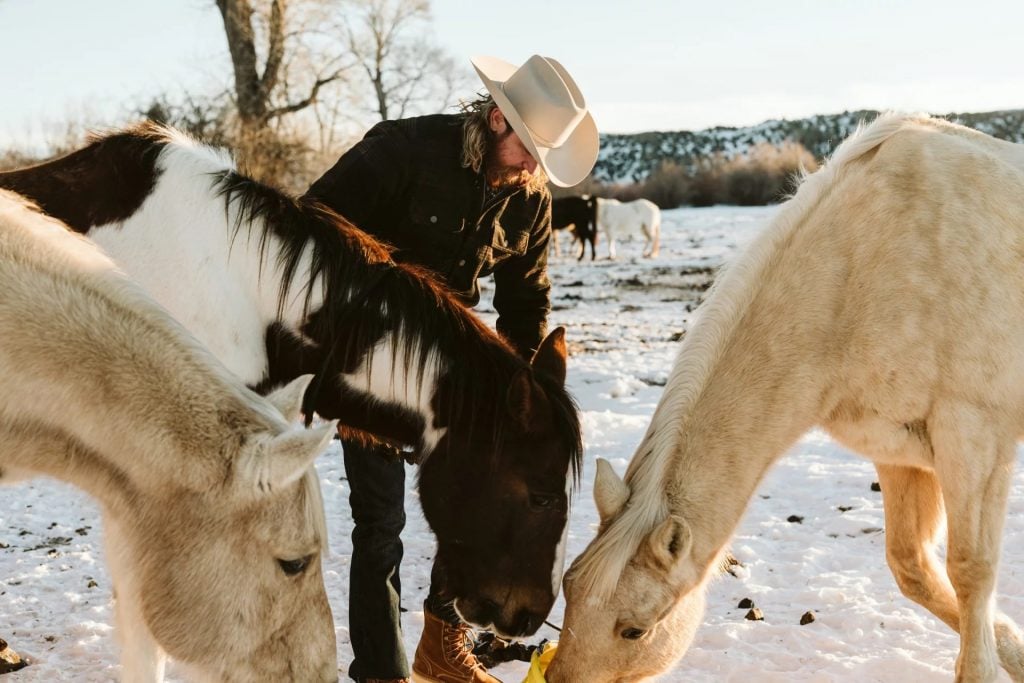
[{"x1": 593, "y1": 109, "x2": 1024, "y2": 184}]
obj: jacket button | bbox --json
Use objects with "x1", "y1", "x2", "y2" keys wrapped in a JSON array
[
  {"x1": 458, "y1": 259, "x2": 466, "y2": 266},
  {"x1": 430, "y1": 215, "x2": 438, "y2": 223}
]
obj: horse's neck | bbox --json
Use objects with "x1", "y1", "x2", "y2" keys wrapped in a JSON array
[
  {"x1": 337, "y1": 329, "x2": 448, "y2": 454},
  {"x1": 0, "y1": 420, "x2": 137, "y2": 519},
  {"x1": 0, "y1": 229, "x2": 264, "y2": 491},
  {"x1": 88, "y1": 156, "x2": 322, "y2": 385},
  {"x1": 636, "y1": 236, "x2": 836, "y2": 573}
]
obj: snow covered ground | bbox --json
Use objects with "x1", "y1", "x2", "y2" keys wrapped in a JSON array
[{"x1": 3, "y1": 205, "x2": 1024, "y2": 681}]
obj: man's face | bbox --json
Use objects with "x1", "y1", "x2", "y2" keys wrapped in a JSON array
[{"x1": 486, "y1": 107, "x2": 540, "y2": 188}]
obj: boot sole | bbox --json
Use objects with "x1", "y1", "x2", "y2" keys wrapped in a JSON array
[{"x1": 410, "y1": 672, "x2": 444, "y2": 683}]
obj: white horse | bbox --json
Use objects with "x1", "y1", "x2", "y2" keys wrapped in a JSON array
[
  {"x1": 596, "y1": 197, "x2": 661, "y2": 259},
  {"x1": 0, "y1": 190, "x2": 338, "y2": 682},
  {"x1": 547, "y1": 114, "x2": 1024, "y2": 683}
]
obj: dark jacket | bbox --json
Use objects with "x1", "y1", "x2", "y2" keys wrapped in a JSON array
[{"x1": 304, "y1": 114, "x2": 552, "y2": 358}]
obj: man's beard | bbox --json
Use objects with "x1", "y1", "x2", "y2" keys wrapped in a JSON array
[{"x1": 485, "y1": 162, "x2": 534, "y2": 189}]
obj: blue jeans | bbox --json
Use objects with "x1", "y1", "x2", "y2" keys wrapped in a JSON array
[{"x1": 343, "y1": 439, "x2": 409, "y2": 682}]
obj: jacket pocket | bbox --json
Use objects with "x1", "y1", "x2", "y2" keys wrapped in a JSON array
[{"x1": 489, "y1": 219, "x2": 530, "y2": 257}]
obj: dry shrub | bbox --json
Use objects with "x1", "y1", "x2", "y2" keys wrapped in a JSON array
[
  {"x1": 723, "y1": 141, "x2": 818, "y2": 205},
  {"x1": 639, "y1": 160, "x2": 692, "y2": 209},
  {"x1": 600, "y1": 141, "x2": 819, "y2": 208},
  {"x1": 142, "y1": 95, "x2": 319, "y2": 193}
]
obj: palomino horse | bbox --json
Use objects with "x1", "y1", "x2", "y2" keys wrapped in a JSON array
[
  {"x1": 0, "y1": 190, "x2": 337, "y2": 682},
  {"x1": 552, "y1": 195, "x2": 597, "y2": 260},
  {"x1": 548, "y1": 114, "x2": 1024, "y2": 683},
  {"x1": 595, "y1": 197, "x2": 661, "y2": 259},
  {"x1": 0, "y1": 123, "x2": 583, "y2": 637}
]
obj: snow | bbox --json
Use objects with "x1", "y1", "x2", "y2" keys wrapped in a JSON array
[{"x1": 3, "y1": 205, "x2": 1024, "y2": 681}]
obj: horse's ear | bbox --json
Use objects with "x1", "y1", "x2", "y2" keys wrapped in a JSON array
[
  {"x1": 266, "y1": 374, "x2": 314, "y2": 423},
  {"x1": 647, "y1": 515, "x2": 692, "y2": 571},
  {"x1": 531, "y1": 327, "x2": 567, "y2": 386},
  {"x1": 234, "y1": 420, "x2": 337, "y2": 495},
  {"x1": 506, "y1": 368, "x2": 549, "y2": 433},
  {"x1": 594, "y1": 458, "x2": 629, "y2": 523}
]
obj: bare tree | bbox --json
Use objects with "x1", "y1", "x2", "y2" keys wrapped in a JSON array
[
  {"x1": 342, "y1": 0, "x2": 472, "y2": 121},
  {"x1": 216, "y1": 0, "x2": 350, "y2": 132},
  {"x1": 137, "y1": 0, "x2": 468, "y2": 186}
]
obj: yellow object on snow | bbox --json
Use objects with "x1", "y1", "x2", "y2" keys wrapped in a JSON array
[{"x1": 522, "y1": 641, "x2": 558, "y2": 683}]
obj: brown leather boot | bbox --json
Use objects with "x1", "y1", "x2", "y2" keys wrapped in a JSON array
[{"x1": 411, "y1": 609, "x2": 501, "y2": 683}]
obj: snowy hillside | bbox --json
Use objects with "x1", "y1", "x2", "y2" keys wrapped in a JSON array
[
  {"x1": 3, "y1": 206, "x2": 1024, "y2": 681},
  {"x1": 595, "y1": 109, "x2": 1024, "y2": 183}
]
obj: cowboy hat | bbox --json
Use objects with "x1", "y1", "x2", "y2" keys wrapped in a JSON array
[{"x1": 471, "y1": 54, "x2": 599, "y2": 188}]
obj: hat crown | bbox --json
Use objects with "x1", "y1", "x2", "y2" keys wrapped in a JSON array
[{"x1": 501, "y1": 55, "x2": 586, "y2": 149}]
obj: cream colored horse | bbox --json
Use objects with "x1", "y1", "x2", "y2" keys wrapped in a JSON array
[
  {"x1": 0, "y1": 190, "x2": 339, "y2": 682},
  {"x1": 596, "y1": 197, "x2": 661, "y2": 258},
  {"x1": 548, "y1": 114, "x2": 1024, "y2": 683}
]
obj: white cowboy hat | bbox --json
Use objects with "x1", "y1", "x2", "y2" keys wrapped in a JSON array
[{"x1": 471, "y1": 54, "x2": 599, "y2": 188}]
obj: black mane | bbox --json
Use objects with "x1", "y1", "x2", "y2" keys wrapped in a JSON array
[{"x1": 214, "y1": 171, "x2": 583, "y2": 484}]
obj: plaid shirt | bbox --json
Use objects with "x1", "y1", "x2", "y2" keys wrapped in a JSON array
[{"x1": 304, "y1": 114, "x2": 552, "y2": 358}]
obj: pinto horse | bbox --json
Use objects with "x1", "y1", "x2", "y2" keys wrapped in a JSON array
[
  {"x1": 548, "y1": 114, "x2": 1024, "y2": 682},
  {"x1": 0, "y1": 122, "x2": 583, "y2": 638},
  {"x1": 0, "y1": 189, "x2": 337, "y2": 682},
  {"x1": 551, "y1": 195, "x2": 597, "y2": 260}
]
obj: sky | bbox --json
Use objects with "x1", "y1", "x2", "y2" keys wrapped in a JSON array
[{"x1": 1, "y1": 0, "x2": 1023, "y2": 147}]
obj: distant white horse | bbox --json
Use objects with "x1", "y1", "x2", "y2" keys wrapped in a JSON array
[
  {"x1": 548, "y1": 114, "x2": 1024, "y2": 683},
  {"x1": 595, "y1": 197, "x2": 661, "y2": 258},
  {"x1": 0, "y1": 190, "x2": 338, "y2": 682}
]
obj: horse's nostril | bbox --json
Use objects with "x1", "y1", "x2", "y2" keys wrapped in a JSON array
[{"x1": 513, "y1": 609, "x2": 542, "y2": 637}]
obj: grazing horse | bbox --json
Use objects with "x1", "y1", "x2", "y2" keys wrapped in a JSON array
[
  {"x1": 0, "y1": 189, "x2": 337, "y2": 682},
  {"x1": 551, "y1": 195, "x2": 597, "y2": 260},
  {"x1": 547, "y1": 114, "x2": 1024, "y2": 683},
  {"x1": 0, "y1": 123, "x2": 583, "y2": 638},
  {"x1": 595, "y1": 197, "x2": 661, "y2": 259}
]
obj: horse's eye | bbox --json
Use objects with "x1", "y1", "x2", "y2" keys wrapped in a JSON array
[
  {"x1": 277, "y1": 555, "x2": 312, "y2": 576},
  {"x1": 620, "y1": 627, "x2": 646, "y2": 640},
  {"x1": 530, "y1": 492, "x2": 559, "y2": 509}
]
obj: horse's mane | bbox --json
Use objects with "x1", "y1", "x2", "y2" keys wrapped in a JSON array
[
  {"x1": 572, "y1": 112, "x2": 923, "y2": 601},
  {"x1": 193, "y1": 141, "x2": 583, "y2": 483}
]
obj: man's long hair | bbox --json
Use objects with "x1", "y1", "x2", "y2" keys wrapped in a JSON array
[{"x1": 459, "y1": 94, "x2": 548, "y2": 195}]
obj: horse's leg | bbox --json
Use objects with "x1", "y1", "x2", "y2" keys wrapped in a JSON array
[
  {"x1": 104, "y1": 515, "x2": 167, "y2": 682},
  {"x1": 930, "y1": 408, "x2": 1018, "y2": 682},
  {"x1": 641, "y1": 223, "x2": 653, "y2": 258},
  {"x1": 878, "y1": 462, "x2": 1024, "y2": 681}
]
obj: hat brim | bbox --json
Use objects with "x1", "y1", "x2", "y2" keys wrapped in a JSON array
[{"x1": 472, "y1": 56, "x2": 599, "y2": 188}]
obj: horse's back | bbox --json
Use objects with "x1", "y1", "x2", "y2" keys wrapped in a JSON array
[{"x1": 801, "y1": 117, "x2": 1024, "y2": 444}]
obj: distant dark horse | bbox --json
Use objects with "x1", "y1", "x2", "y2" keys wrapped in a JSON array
[
  {"x1": 551, "y1": 195, "x2": 597, "y2": 261},
  {"x1": 0, "y1": 123, "x2": 583, "y2": 638}
]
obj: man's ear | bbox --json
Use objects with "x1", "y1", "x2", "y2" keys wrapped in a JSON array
[{"x1": 488, "y1": 106, "x2": 504, "y2": 132}]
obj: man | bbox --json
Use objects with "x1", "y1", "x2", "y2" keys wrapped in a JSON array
[{"x1": 304, "y1": 54, "x2": 597, "y2": 683}]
